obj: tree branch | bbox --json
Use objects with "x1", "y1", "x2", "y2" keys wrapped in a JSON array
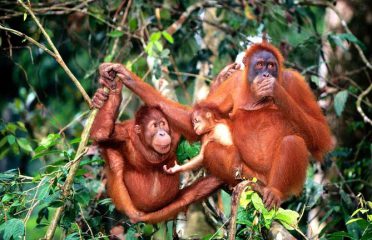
[
  {"x1": 18, "y1": 0, "x2": 91, "y2": 105},
  {"x1": 299, "y1": 0, "x2": 372, "y2": 125},
  {"x1": 166, "y1": 0, "x2": 218, "y2": 35},
  {"x1": 0, "y1": 24, "x2": 55, "y2": 57},
  {"x1": 356, "y1": 83, "x2": 372, "y2": 125},
  {"x1": 0, "y1": 2, "x2": 112, "y2": 239}
]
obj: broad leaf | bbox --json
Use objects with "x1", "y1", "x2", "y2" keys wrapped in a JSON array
[
  {"x1": 274, "y1": 208, "x2": 299, "y2": 230},
  {"x1": 107, "y1": 30, "x2": 124, "y2": 38},
  {"x1": 334, "y1": 90, "x2": 348, "y2": 116},
  {"x1": 0, "y1": 218, "x2": 25, "y2": 240},
  {"x1": 162, "y1": 31, "x2": 174, "y2": 44}
]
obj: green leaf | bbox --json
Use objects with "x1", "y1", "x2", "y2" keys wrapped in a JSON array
[
  {"x1": 150, "y1": 32, "x2": 162, "y2": 42},
  {"x1": 69, "y1": 137, "x2": 81, "y2": 145},
  {"x1": 311, "y1": 75, "x2": 321, "y2": 88},
  {"x1": 7, "y1": 135, "x2": 15, "y2": 145},
  {"x1": 274, "y1": 208, "x2": 299, "y2": 230},
  {"x1": 0, "y1": 170, "x2": 17, "y2": 181},
  {"x1": 0, "y1": 218, "x2": 25, "y2": 240},
  {"x1": 176, "y1": 140, "x2": 201, "y2": 163},
  {"x1": 0, "y1": 137, "x2": 7, "y2": 148},
  {"x1": 107, "y1": 30, "x2": 124, "y2": 38},
  {"x1": 128, "y1": 18, "x2": 138, "y2": 31},
  {"x1": 141, "y1": 223, "x2": 155, "y2": 236},
  {"x1": 104, "y1": 54, "x2": 113, "y2": 62},
  {"x1": 326, "y1": 231, "x2": 353, "y2": 239},
  {"x1": 6, "y1": 123, "x2": 18, "y2": 134},
  {"x1": 162, "y1": 31, "x2": 174, "y2": 44},
  {"x1": 251, "y1": 192, "x2": 265, "y2": 212},
  {"x1": 145, "y1": 42, "x2": 154, "y2": 56},
  {"x1": 32, "y1": 149, "x2": 62, "y2": 160},
  {"x1": 338, "y1": 33, "x2": 367, "y2": 50},
  {"x1": 126, "y1": 227, "x2": 137, "y2": 240},
  {"x1": 17, "y1": 138, "x2": 33, "y2": 152},
  {"x1": 328, "y1": 33, "x2": 366, "y2": 51},
  {"x1": 37, "y1": 183, "x2": 50, "y2": 201},
  {"x1": 334, "y1": 90, "x2": 348, "y2": 116},
  {"x1": 351, "y1": 208, "x2": 362, "y2": 217},
  {"x1": 39, "y1": 133, "x2": 61, "y2": 149},
  {"x1": 219, "y1": 190, "x2": 231, "y2": 217},
  {"x1": 346, "y1": 218, "x2": 363, "y2": 225},
  {"x1": 65, "y1": 233, "x2": 80, "y2": 240},
  {"x1": 240, "y1": 190, "x2": 254, "y2": 208},
  {"x1": 75, "y1": 190, "x2": 90, "y2": 205},
  {"x1": 16, "y1": 122, "x2": 27, "y2": 132},
  {"x1": 328, "y1": 34, "x2": 347, "y2": 50},
  {"x1": 2, "y1": 194, "x2": 13, "y2": 203},
  {"x1": 154, "y1": 41, "x2": 163, "y2": 52},
  {"x1": 23, "y1": 13, "x2": 27, "y2": 21}
]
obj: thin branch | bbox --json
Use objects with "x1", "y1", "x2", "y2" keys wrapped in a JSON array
[
  {"x1": 298, "y1": 0, "x2": 372, "y2": 124},
  {"x1": 167, "y1": 71, "x2": 212, "y2": 82},
  {"x1": 166, "y1": 0, "x2": 218, "y2": 35},
  {"x1": 18, "y1": 0, "x2": 91, "y2": 105},
  {"x1": 2, "y1": 2, "x2": 114, "y2": 239},
  {"x1": 169, "y1": 55, "x2": 192, "y2": 102},
  {"x1": 58, "y1": 110, "x2": 90, "y2": 134},
  {"x1": 109, "y1": 0, "x2": 132, "y2": 59},
  {"x1": 0, "y1": 24, "x2": 55, "y2": 56},
  {"x1": 78, "y1": 203, "x2": 94, "y2": 238},
  {"x1": 300, "y1": 0, "x2": 372, "y2": 71},
  {"x1": 356, "y1": 83, "x2": 372, "y2": 125},
  {"x1": 44, "y1": 107, "x2": 99, "y2": 240}
]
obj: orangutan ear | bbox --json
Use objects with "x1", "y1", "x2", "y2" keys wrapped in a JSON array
[
  {"x1": 242, "y1": 56, "x2": 248, "y2": 67},
  {"x1": 134, "y1": 125, "x2": 141, "y2": 134},
  {"x1": 206, "y1": 112, "x2": 212, "y2": 119}
]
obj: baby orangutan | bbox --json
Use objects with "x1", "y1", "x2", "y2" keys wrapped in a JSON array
[{"x1": 164, "y1": 105, "x2": 251, "y2": 187}]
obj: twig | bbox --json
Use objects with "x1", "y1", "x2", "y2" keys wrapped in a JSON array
[
  {"x1": 58, "y1": 110, "x2": 90, "y2": 134},
  {"x1": 17, "y1": 0, "x2": 91, "y2": 105},
  {"x1": 167, "y1": 71, "x2": 212, "y2": 82},
  {"x1": 108, "y1": 0, "x2": 132, "y2": 59},
  {"x1": 299, "y1": 0, "x2": 372, "y2": 124},
  {"x1": 0, "y1": 24, "x2": 55, "y2": 56},
  {"x1": 356, "y1": 83, "x2": 372, "y2": 126},
  {"x1": 3, "y1": 2, "x2": 116, "y2": 239},
  {"x1": 44, "y1": 106, "x2": 100, "y2": 240},
  {"x1": 166, "y1": 0, "x2": 217, "y2": 35},
  {"x1": 78, "y1": 203, "x2": 94, "y2": 238},
  {"x1": 169, "y1": 54, "x2": 192, "y2": 102},
  {"x1": 209, "y1": 219, "x2": 230, "y2": 239}
]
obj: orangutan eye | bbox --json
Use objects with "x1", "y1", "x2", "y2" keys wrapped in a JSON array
[
  {"x1": 268, "y1": 63, "x2": 274, "y2": 69},
  {"x1": 256, "y1": 62, "x2": 263, "y2": 68}
]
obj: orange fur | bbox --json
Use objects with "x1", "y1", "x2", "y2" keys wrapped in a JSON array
[{"x1": 116, "y1": 42, "x2": 333, "y2": 208}]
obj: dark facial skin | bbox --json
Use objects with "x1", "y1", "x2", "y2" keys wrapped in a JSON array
[{"x1": 248, "y1": 50, "x2": 278, "y2": 82}]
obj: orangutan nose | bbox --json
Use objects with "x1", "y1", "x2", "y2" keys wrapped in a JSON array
[{"x1": 159, "y1": 131, "x2": 165, "y2": 137}]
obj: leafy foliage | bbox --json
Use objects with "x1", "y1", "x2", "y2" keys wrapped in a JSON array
[{"x1": 237, "y1": 184, "x2": 300, "y2": 239}]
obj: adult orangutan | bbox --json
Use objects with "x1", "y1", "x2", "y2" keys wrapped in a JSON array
[
  {"x1": 90, "y1": 76, "x2": 223, "y2": 223},
  {"x1": 100, "y1": 41, "x2": 333, "y2": 209}
]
